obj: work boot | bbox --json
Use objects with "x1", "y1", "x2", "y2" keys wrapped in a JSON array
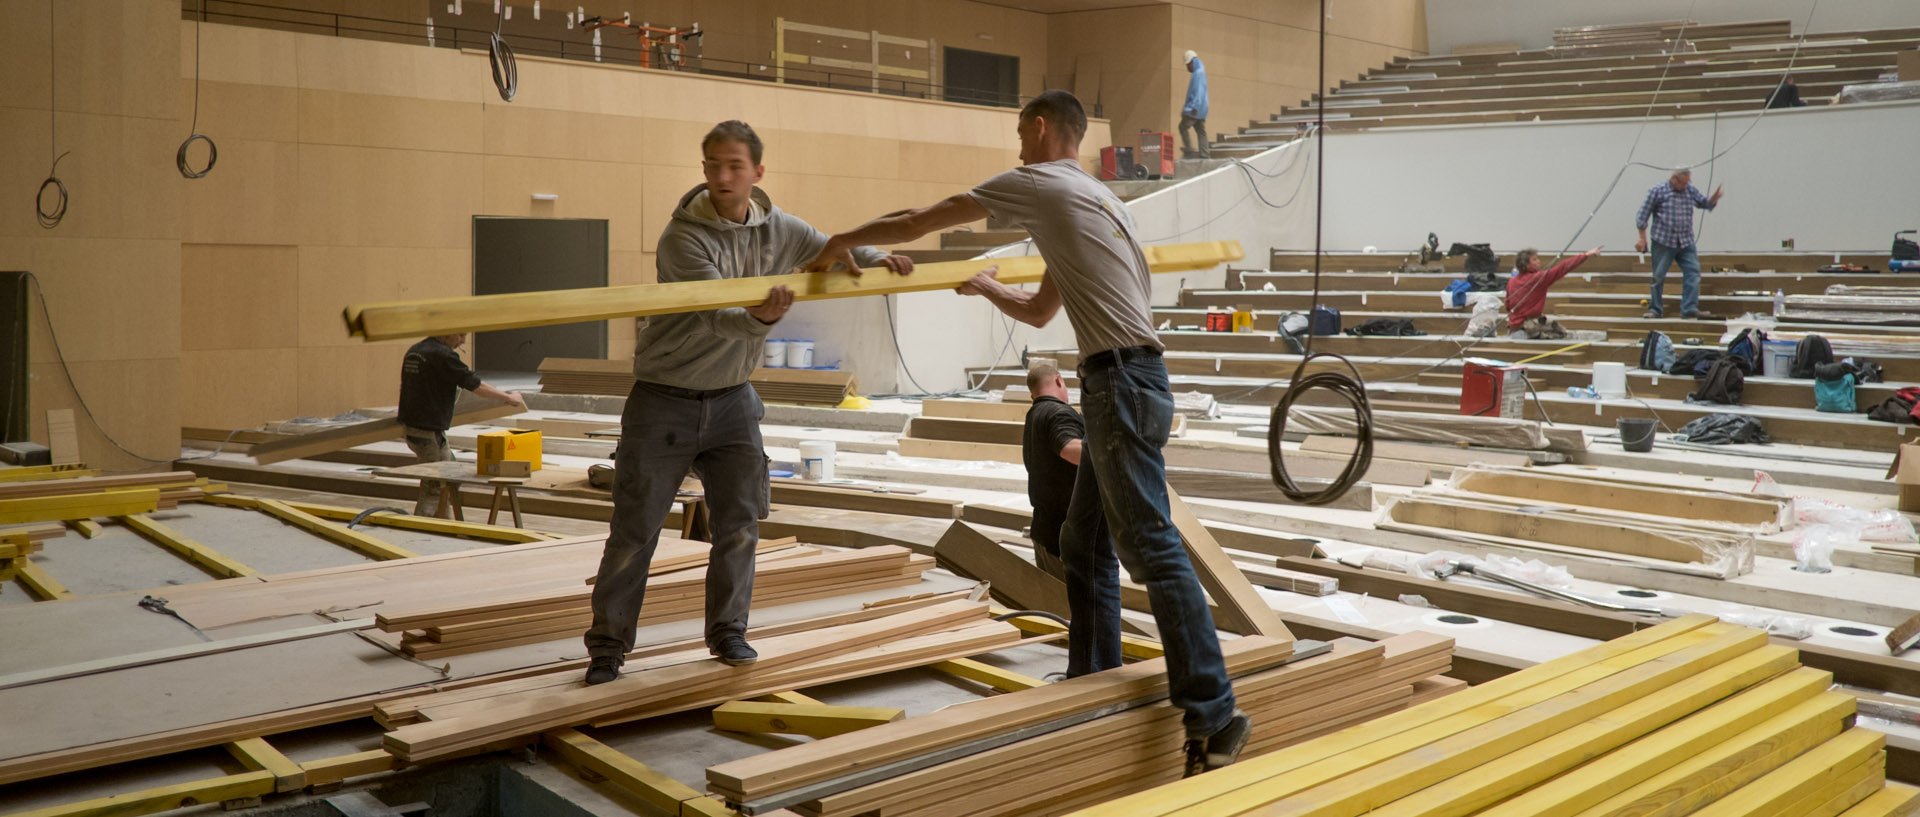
[
  {"x1": 1182, "y1": 709, "x2": 1253, "y2": 778},
  {"x1": 584, "y1": 655, "x2": 621, "y2": 685},
  {"x1": 712, "y1": 635, "x2": 759, "y2": 666}
]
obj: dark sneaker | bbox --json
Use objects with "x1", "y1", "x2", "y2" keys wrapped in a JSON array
[
  {"x1": 1642, "y1": 309, "x2": 1662, "y2": 319},
  {"x1": 1183, "y1": 709, "x2": 1253, "y2": 777},
  {"x1": 1687, "y1": 310, "x2": 1715, "y2": 320},
  {"x1": 713, "y1": 636, "x2": 758, "y2": 666},
  {"x1": 584, "y1": 655, "x2": 620, "y2": 685}
]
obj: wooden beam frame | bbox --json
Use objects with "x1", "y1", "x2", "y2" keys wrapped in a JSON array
[
  {"x1": 120, "y1": 513, "x2": 256, "y2": 578},
  {"x1": 206, "y1": 494, "x2": 554, "y2": 543},
  {"x1": 932, "y1": 657, "x2": 1048, "y2": 693},
  {"x1": 225, "y1": 737, "x2": 306, "y2": 793},
  {"x1": 7, "y1": 770, "x2": 274, "y2": 817},
  {"x1": 254, "y1": 499, "x2": 420, "y2": 561},
  {"x1": 712, "y1": 701, "x2": 906, "y2": 739},
  {"x1": 246, "y1": 402, "x2": 523, "y2": 465},
  {"x1": 343, "y1": 242, "x2": 1242, "y2": 341},
  {"x1": 1165, "y1": 486, "x2": 1293, "y2": 640},
  {"x1": 0, "y1": 489, "x2": 159, "y2": 525}
]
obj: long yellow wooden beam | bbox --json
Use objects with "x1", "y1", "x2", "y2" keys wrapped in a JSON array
[
  {"x1": 343, "y1": 241, "x2": 1244, "y2": 342},
  {"x1": 226, "y1": 737, "x2": 306, "y2": 793},
  {"x1": 542, "y1": 727, "x2": 716, "y2": 815},
  {"x1": 932, "y1": 657, "x2": 1048, "y2": 693},
  {"x1": 297, "y1": 749, "x2": 397, "y2": 787},
  {"x1": 15, "y1": 559, "x2": 72, "y2": 601},
  {"x1": 208, "y1": 494, "x2": 553, "y2": 543},
  {"x1": 0, "y1": 489, "x2": 159, "y2": 526},
  {"x1": 120, "y1": 514, "x2": 257, "y2": 579},
  {"x1": 0, "y1": 464, "x2": 95, "y2": 483},
  {"x1": 255, "y1": 499, "x2": 420, "y2": 560},
  {"x1": 9, "y1": 770, "x2": 274, "y2": 817}
]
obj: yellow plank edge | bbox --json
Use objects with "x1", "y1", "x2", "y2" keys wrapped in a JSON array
[
  {"x1": 1077, "y1": 614, "x2": 1721, "y2": 817},
  {"x1": 7, "y1": 770, "x2": 274, "y2": 817},
  {"x1": 1000, "y1": 611, "x2": 1165, "y2": 659},
  {"x1": 254, "y1": 499, "x2": 419, "y2": 560},
  {"x1": 15, "y1": 559, "x2": 73, "y2": 601},
  {"x1": 1362, "y1": 646, "x2": 1806, "y2": 817},
  {"x1": 1566, "y1": 691, "x2": 1858, "y2": 817},
  {"x1": 344, "y1": 241, "x2": 1244, "y2": 341},
  {"x1": 298, "y1": 749, "x2": 399, "y2": 787},
  {"x1": 224, "y1": 737, "x2": 306, "y2": 793},
  {"x1": 542, "y1": 727, "x2": 703, "y2": 815},
  {"x1": 1474, "y1": 666, "x2": 1836, "y2": 817},
  {"x1": 681, "y1": 795, "x2": 741, "y2": 817},
  {"x1": 120, "y1": 514, "x2": 257, "y2": 579},
  {"x1": 1683, "y1": 729, "x2": 1885, "y2": 817},
  {"x1": 0, "y1": 464, "x2": 95, "y2": 483},
  {"x1": 754, "y1": 691, "x2": 825, "y2": 706},
  {"x1": 66, "y1": 519, "x2": 103, "y2": 539},
  {"x1": 1188, "y1": 626, "x2": 1767, "y2": 816},
  {"x1": 1837, "y1": 784, "x2": 1920, "y2": 817},
  {"x1": 932, "y1": 658, "x2": 1048, "y2": 693},
  {"x1": 0, "y1": 488, "x2": 160, "y2": 526},
  {"x1": 711, "y1": 701, "x2": 905, "y2": 739}
]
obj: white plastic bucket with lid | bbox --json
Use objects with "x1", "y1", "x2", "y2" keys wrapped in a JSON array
[
  {"x1": 798, "y1": 440, "x2": 836, "y2": 481},
  {"x1": 1591, "y1": 361, "x2": 1628, "y2": 399},
  {"x1": 1763, "y1": 340, "x2": 1796, "y2": 377},
  {"x1": 786, "y1": 339, "x2": 815, "y2": 369},
  {"x1": 763, "y1": 339, "x2": 788, "y2": 369}
]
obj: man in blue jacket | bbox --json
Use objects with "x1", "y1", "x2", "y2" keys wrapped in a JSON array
[{"x1": 1180, "y1": 50, "x2": 1210, "y2": 159}]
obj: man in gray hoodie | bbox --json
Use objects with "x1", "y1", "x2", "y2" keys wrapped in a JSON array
[{"x1": 583, "y1": 120, "x2": 912, "y2": 684}]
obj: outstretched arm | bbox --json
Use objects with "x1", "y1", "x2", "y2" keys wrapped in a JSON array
[
  {"x1": 957, "y1": 266, "x2": 1063, "y2": 328},
  {"x1": 806, "y1": 194, "x2": 990, "y2": 273}
]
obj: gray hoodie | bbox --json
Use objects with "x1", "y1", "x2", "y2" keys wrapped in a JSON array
[{"x1": 632, "y1": 184, "x2": 886, "y2": 390}]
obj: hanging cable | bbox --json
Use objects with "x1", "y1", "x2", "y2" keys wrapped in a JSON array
[
  {"x1": 22, "y1": 273, "x2": 176, "y2": 467},
  {"x1": 489, "y1": 3, "x2": 519, "y2": 102},
  {"x1": 177, "y1": 0, "x2": 217, "y2": 179},
  {"x1": 1267, "y1": 0, "x2": 1372, "y2": 506},
  {"x1": 37, "y1": 0, "x2": 67, "y2": 229}
]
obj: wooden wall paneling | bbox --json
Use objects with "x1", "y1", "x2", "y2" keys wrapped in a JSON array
[
  {"x1": 297, "y1": 88, "x2": 484, "y2": 155},
  {"x1": 58, "y1": 0, "x2": 180, "y2": 121},
  {"x1": 32, "y1": 359, "x2": 182, "y2": 467},
  {"x1": 181, "y1": 245, "x2": 300, "y2": 352},
  {"x1": 296, "y1": 247, "x2": 469, "y2": 349},
  {"x1": 295, "y1": 143, "x2": 483, "y2": 249},
  {"x1": 481, "y1": 104, "x2": 648, "y2": 165},
  {"x1": 43, "y1": 113, "x2": 182, "y2": 241},
  {"x1": 1048, "y1": 5, "x2": 1175, "y2": 140},
  {"x1": 0, "y1": 0, "x2": 52, "y2": 111},
  {"x1": 179, "y1": 348, "x2": 299, "y2": 439},
  {"x1": 295, "y1": 346, "x2": 407, "y2": 419},
  {"x1": 179, "y1": 138, "x2": 303, "y2": 246},
  {"x1": 479, "y1": 155, "x2": 646, "y2": 250},
  {"x1": 291, "y1": 31, "x2": 490, "y2": 103}
]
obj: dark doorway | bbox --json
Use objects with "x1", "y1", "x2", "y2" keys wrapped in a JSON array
[
  {"x1": 472, "y1": 217, "x2": 609, "y2": 373},
  {"x1": 0, "y1": 272, "x2": 25, "y2": 442},
  {"x1": 944, "y1": 46, "x2": 1019, "y2": 108}
]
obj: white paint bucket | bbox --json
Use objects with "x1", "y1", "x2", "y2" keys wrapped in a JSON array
[
  {"x1": 762, "y1": 339, "x2": 788, "y2": 369},
  {"x1": 798, "y1": 440, "x2": 836, "y2": 481},
  {"x1": 1591, "y1": 361, "x2": 1627, "y2": 399},
  {"x1": 786, "y1": 339, "x2": 815, "y2": 369}
]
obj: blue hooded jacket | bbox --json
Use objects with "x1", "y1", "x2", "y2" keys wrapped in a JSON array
[{"x1": 1183, "y1": 57, "x2": 1209, "y2": 119}]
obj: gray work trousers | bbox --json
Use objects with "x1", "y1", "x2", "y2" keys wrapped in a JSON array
[
  {"x1": 1179, "y1": 115, "x2": 1209, "y2": 157},
  {"x1": 584, "y1": 380, "x2": 769, "y2": 661},
  {"x1": 402, "y1": 427, "x2": 453, "y2": 517}
]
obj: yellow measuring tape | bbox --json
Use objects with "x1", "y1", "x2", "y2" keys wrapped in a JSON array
[{"x1": 1511, "y1": 341, "x2": 1593, "y2": 365}]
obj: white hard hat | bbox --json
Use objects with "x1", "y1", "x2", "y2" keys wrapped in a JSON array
[{"x1": 1184, "y1": 50, "x2": 1197, "y2": 64}]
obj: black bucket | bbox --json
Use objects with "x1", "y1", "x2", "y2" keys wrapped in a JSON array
[{"x1": 1616, "y1": 417, "x2": 1657, "y2": 452}]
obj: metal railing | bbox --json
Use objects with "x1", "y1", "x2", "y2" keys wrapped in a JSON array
[{"x1": 182, "y1": 0, "x2": 1062, "y2": 113}]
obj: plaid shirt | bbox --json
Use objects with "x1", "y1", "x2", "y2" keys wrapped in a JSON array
[{"x1": 1635, "y1": 182, "x2": 1716, "y2": 248}]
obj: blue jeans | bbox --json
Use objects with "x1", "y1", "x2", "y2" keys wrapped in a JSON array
[
  {"x1": 1061, "y1": 349, "x2": 1236, "y2": 739},
  {"x1": 1649, "y1": 240, "x2": 1701, "y2": 316}
]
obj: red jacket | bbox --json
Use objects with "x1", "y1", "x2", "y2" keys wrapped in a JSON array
[{"x1": 1506, "y1": 254, "x2": 1592, "y2": 329}]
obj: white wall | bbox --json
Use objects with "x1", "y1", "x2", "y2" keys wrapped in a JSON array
[
  {"x1": 1426, "y1": 0, "x2": 1920, "y2": 54},
  {"x1": 1316, "y1": 100, "x2": 1920, "y2": 255}
]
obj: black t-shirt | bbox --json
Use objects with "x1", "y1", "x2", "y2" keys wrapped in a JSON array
[
  {"x1": 1022, "y1": 396, "x2": 1085, "y2": 556},
  {"x1": 398, "y1": 337, "x2": 483, "y2": 431}
]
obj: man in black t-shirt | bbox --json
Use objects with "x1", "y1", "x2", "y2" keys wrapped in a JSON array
[
  {"x1": 1021, "y1": 362, "x2": 1085, "y2": 581},
  {"x1": 398, "y1": 333, "x2": 525, "y2": 516}
]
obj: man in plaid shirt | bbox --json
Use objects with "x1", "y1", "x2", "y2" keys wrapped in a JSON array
[{"x1": 1634, "y1": 168, "x2": 1724, "y2": 319}]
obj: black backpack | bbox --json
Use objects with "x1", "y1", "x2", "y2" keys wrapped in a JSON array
[
  {"x1": 1668, "y1": 348, "x2": 1723, "y2": 377},
  {"x1": 1790, "y1": 335, "x2": 1833, "y2": 379},
  {"x1": 1896, "y1": 230, "x2": 1918, "y2": 262},
  {"x1": 1691, "y1": 357, "x2": 1747, "y2": 405},
  {"x1": 1344, "y1": 317, "x2": 1424, "y2": 337},
  {"x1": 1639, "y1": 330, "x2": 1676, "y2": 371},
  {"x1": 1726, "y1": 328, "x2": 1766, "y2": 368}
]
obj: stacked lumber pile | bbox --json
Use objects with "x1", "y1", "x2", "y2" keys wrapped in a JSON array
[
  {"x1": 1549, "y1": 19, "x2": 1791, "y2": 56},
  {"x1": 1782, "y1": 290, "x2": 1920, "y2": 326},
  {"x1": 1076, "y1": 615, "x2": 1915, "y2": 817},
  {"x1": 1379, "y1": 466, "x2": 1774, "y2": 579},
  {"x1": 246, "y1": 398, "x2": 523, "y2": 465},
  {"x1": 0, "y1": 471, "x2": 222, "y2": 580},
  {"x1": 539, "y1": 357, "x2": 858, "y2": 406},
  {"x1": 380, "y1": 599, "x2": 1026, "y2": 762},
  {"x1": 377, "y1": 545, "x2": 934, "y2": 658},
  {"x1": 704, "y1": 632, "x2": 1456, "y2": 816}
]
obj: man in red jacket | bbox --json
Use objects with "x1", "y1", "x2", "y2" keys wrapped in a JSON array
[{"x1": 1507, "y1": 246, "x2": 1601, "y2": 339}]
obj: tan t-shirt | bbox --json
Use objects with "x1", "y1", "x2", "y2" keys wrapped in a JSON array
[{"x1": 968, "y1": 159, "x2": 1162, "y2": 357}]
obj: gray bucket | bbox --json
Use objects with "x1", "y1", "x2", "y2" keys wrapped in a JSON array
[{"x1": 1616, "y1": 417, "x2": 1657, "y2": 452}]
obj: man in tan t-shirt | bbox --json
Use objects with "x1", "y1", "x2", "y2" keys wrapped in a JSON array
[{"x1": 806, "y1": 90, "x2": 1249, "y2": 778}]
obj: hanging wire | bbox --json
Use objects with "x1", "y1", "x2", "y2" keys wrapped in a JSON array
[
  {"x1": 36, "y1": 0, "x2": 68, "y2": 229},
  {"x1": 489, "y1": 4, "x2": 519, "y2": 102},
  {"x1": 177, "y1": 0, "x2": 217, "y2": 178},
  {"x1": 1267, "y1": 0, "x2": 1372, "y2": 506}
]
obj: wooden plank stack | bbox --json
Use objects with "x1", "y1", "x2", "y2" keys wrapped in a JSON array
[
  {"x1": 377, "y1": 545, "x2": 934, "y2": 658},
  {"x1": 380, "y1": 599, "x2": 1024, "y2": 762},
  {"x1": 539, "y1": 357, "x2": 859, "y2": 406},
  {"x1": 1072, "y1": 615, "x2": 1915, "y2": 817},
  {"x1": 703, "y1": 632, "x2": 1456, "y2": 816}
]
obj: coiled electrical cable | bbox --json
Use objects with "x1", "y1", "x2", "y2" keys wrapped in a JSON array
[
  {"x1": 178, "y1": 0, "x2": 217, "y2": 178},
  {"x1": 36, "y1": 154, "x2": 68, "y2": 230},
  {"x1": 1267, "y1": 0, "x2": 1373, "y2": 506},
  {"x1": 490, "y1": 9, "x2": 518, "y2": 102}
]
